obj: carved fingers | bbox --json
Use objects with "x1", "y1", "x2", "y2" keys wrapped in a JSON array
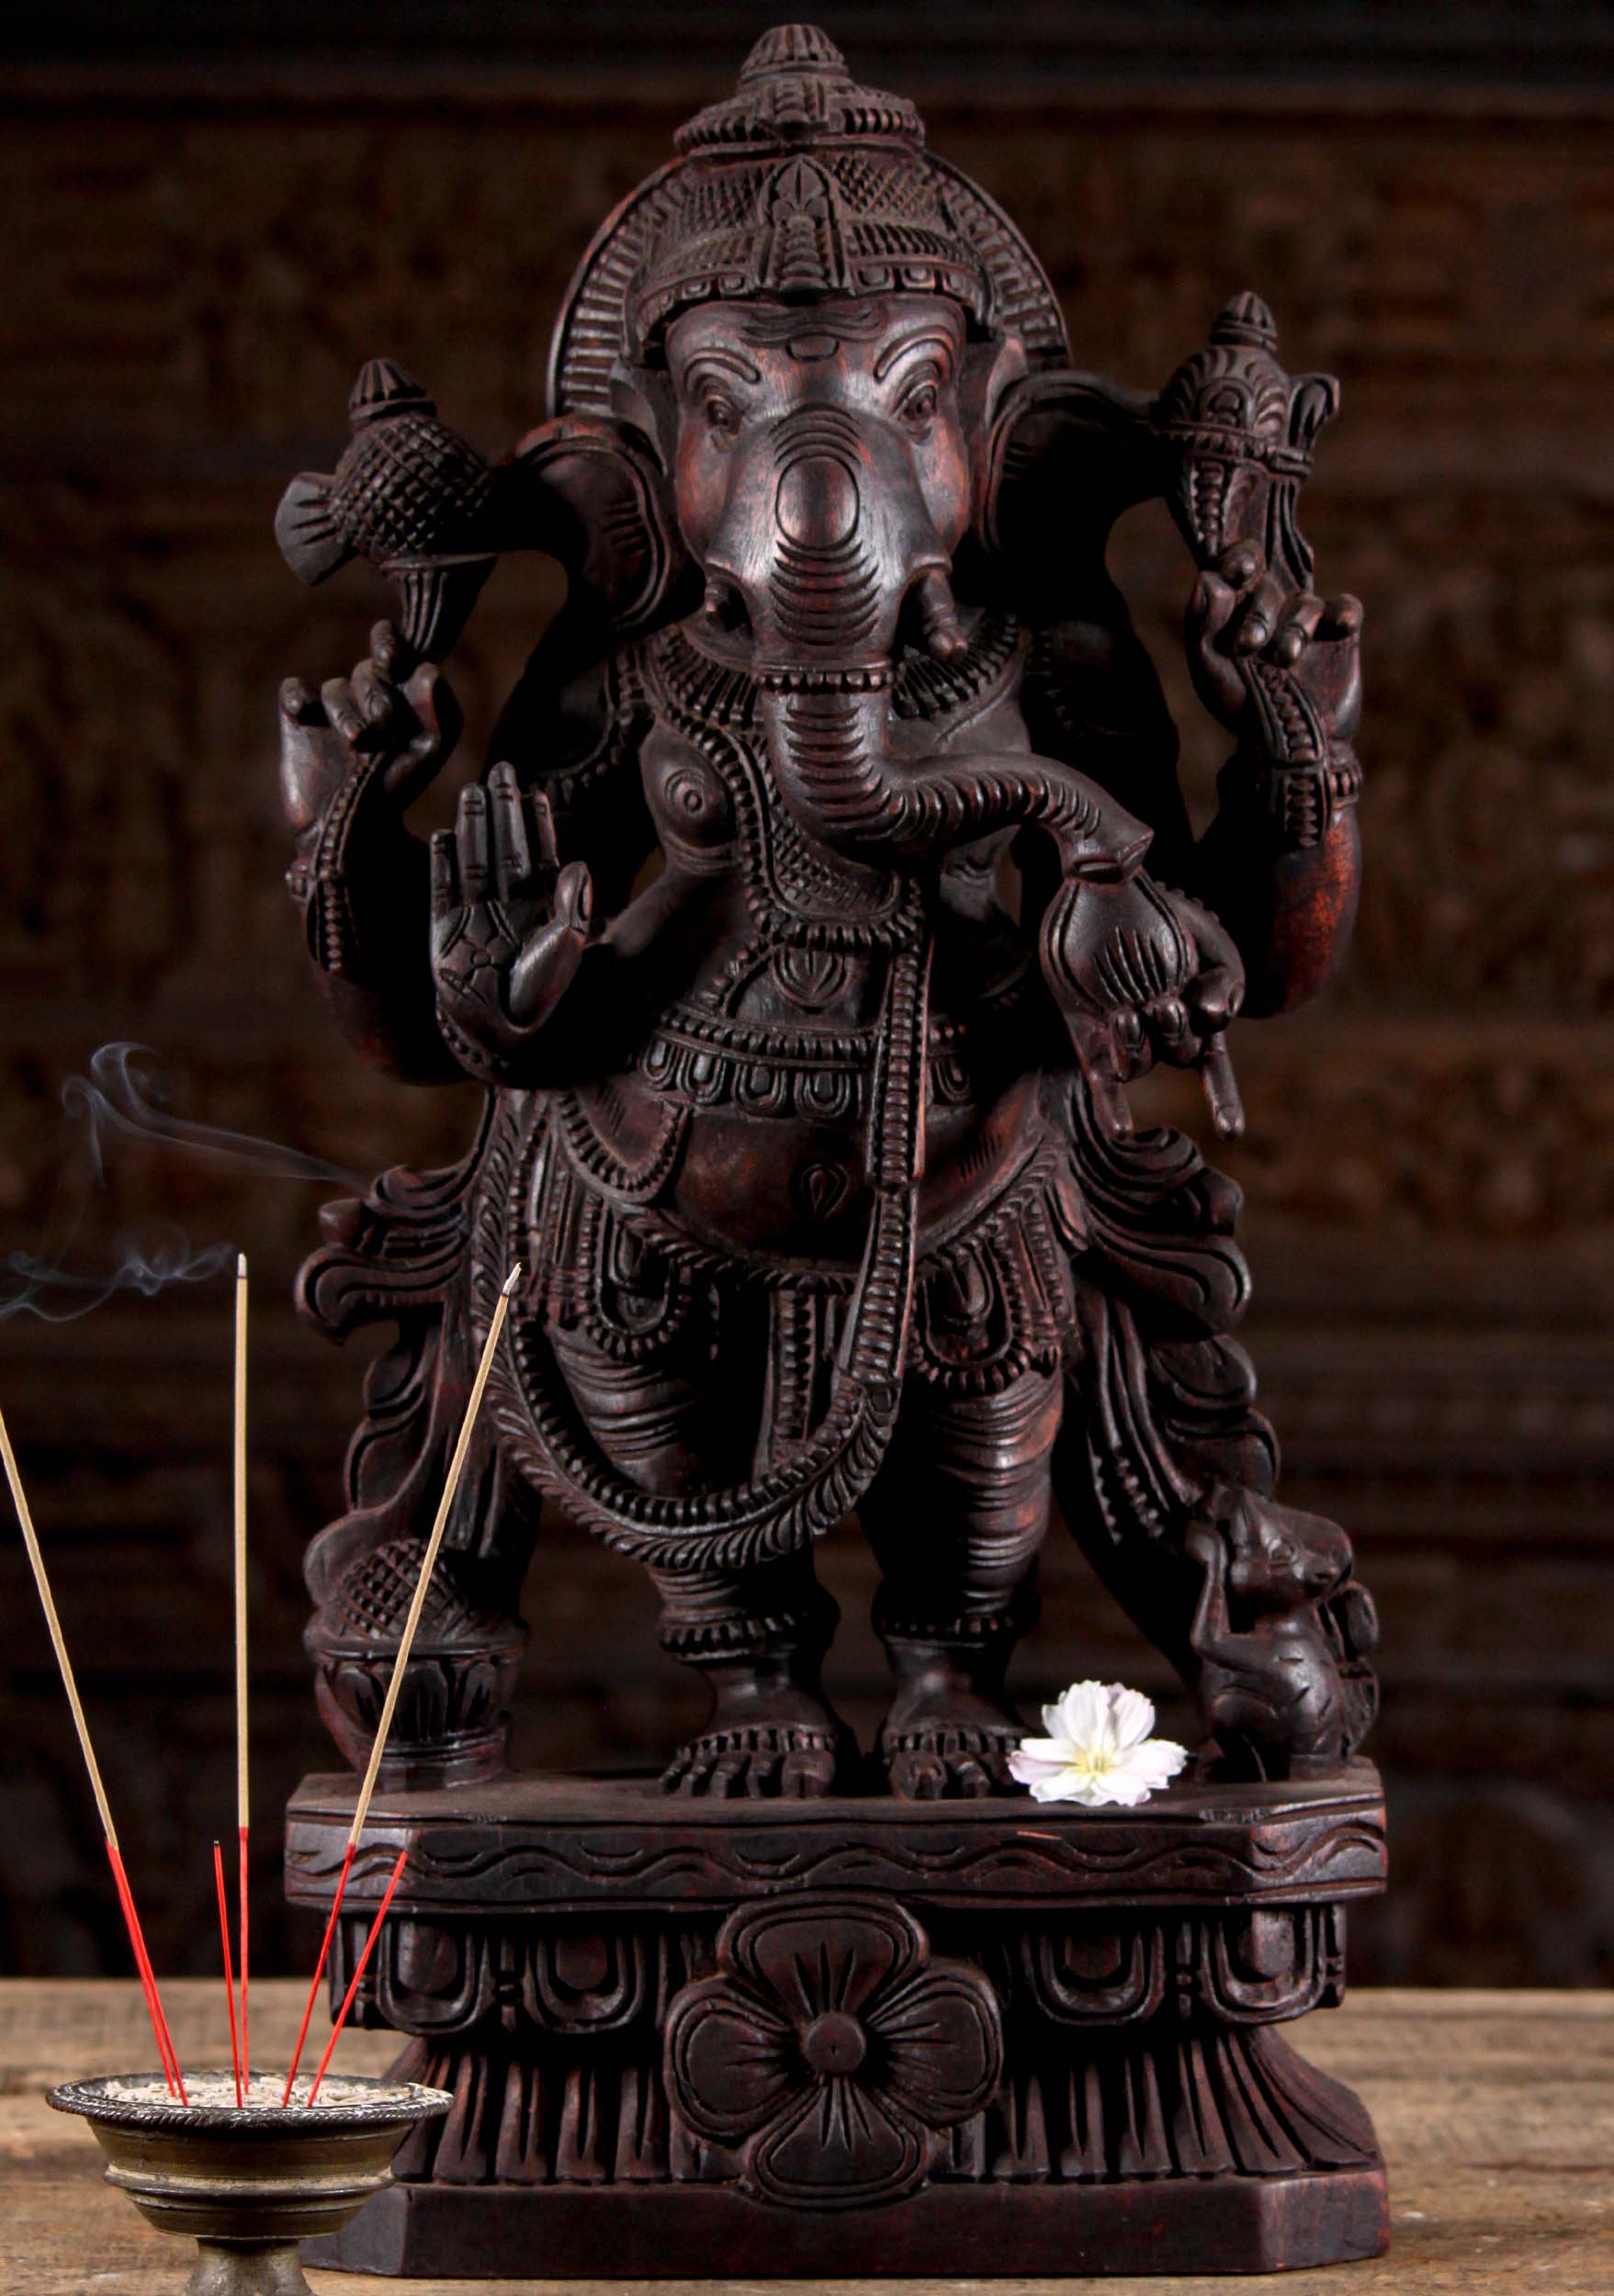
[
  {"x1": 1182, "y1": 903, "x2": 1247, "y2": 1140},
  {"x1": 1061, "y1": 1008, "x2": 1142, "y2": 1142},
  {"x1": 430, "y1": 762, "x2": 593, "y2": 1057},
  {"x1": 1187, "y1": 542, "x2": 1363, "y2": 750},
  {"x1": 316, "y1": 623, "x2": 416, "y2": 752},
  {"x1": 277, "y1": 621, "x2": 460, "y2": 836},
  {"x1": 277, "y1": 673, "x2": 349, "y2": 833},
  {"x1": 1042, "y1": 873, "x2": 1247, "y2": 1142}
]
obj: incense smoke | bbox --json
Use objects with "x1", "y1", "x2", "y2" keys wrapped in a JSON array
[
  {"x1": 1, "y1": 1043, "x2": 364, "y2": 1322},
  {"x1": 0, "y1": 1232, "x2": 236, "y2": 1322},
  {"x1": 62, "y1": 1044, "x2": 360, "y2": 1188}
]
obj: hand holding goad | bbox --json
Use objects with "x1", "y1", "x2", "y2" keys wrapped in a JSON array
[{"x1": 1039, "y1": 869, "x2": 1245, "y2": 1141}]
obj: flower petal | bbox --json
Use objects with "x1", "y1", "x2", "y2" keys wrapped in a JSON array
[
  {"x1": 1052, "y1": 1680, "x2": 1112, "y2": 1751},
  {"x1": 1112, "y1": 1738, "x2": 1189, "y2": 1794},
  {"x1": 1104, "y1": 1683, "x2": 1158, "y2": 1752},
  {"x1": 867, "y1": 1967, "x2": 1001, "y2": 2126},
  {"x1": 663, "y1": 1976, "x2": 796, "y2": 2143},
  {"x1": 747, "y1": 2074, "x2": 931, "y2": 2207},
  {"x1": 1085, "y1": 1770, "x2": 1154, "y2": 1806},
  {"x1": 734, "y1": 1900, "x2": 917, "y2": 2027},
  {"x1": 1008, "y1": 1738, "x2": 1072, "y2": 1777},
  {"x1": 1015, "y1": 1762, "x2": 1094, "y2": 1803},
  {"x1": 1009, "y1": 1746, "x2": 1083, "y2": 1795}
]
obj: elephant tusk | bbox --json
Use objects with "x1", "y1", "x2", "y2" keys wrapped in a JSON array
[
  {"x1": 911, "y1": 568, "x2": 969, "y2": 662},
  {"x1": 701, "y1": 572, "x2": 747, "y2": 635}
]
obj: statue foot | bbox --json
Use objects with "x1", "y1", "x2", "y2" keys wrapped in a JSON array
[
  {"x1": 660, "y1": 1713, "x2": 853, "y2": 1798},
  {"x1": 878, "y1": 1683, "x2": 1024, "y2": 1799}
]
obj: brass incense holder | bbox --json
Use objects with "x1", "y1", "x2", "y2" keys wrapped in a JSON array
[{"x1": 48, "y1": 2072, "x2": 450, "y2": 2296}]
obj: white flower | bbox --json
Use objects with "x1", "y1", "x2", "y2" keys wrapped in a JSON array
[{"x1": 1008, "y1": 1680, "x2": 1189, "y2": 1808}]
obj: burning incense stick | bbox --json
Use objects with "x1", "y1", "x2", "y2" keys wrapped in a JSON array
[
  {"x1": 213, "y1": 1840, "x2": 243, "y2": 2104},
  {"x1": 0, "y1": 1402, "x2": 186, "y2": 2100},
  {"x1": 282, "y1": 1264, "x2": 523, "y2": 2103},
  {"x1": 233, "y1": 1253, "x2": 250, "y2": 2084},
  {"x1": 301, "y1": 1848, "x2": 410, "y2": 2106}
]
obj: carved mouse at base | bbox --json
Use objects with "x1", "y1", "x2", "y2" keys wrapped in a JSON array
[{"x1": 1186, "y1": 1484, "x2": 1356, "y2": 1780}]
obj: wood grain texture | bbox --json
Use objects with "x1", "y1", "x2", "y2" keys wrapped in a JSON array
[{"x1": 2, "y1": 1982, "x2": 1609, "y2": 2292}]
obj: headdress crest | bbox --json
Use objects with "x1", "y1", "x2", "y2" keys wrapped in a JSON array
[{"x1": 546, "y1": 25, "x2": 1068, "y2": 416}]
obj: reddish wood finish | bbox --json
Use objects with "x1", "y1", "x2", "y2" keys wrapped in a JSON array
[
  {"x1": 276, "y1": 20, "x2": 1376, "y2": 1810},
  {"x1": 275, "y1": 24, "x2": 1383, "y2": 2268}
]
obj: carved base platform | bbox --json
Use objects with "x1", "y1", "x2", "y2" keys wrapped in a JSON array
[{"x1": 286, "y1": 1764, "x2": 1388, "y2": 2279}]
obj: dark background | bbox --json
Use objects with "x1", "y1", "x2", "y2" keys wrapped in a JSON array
[{"x1": 3, "y1": 1, "x2": 1613, "y2": 1988}]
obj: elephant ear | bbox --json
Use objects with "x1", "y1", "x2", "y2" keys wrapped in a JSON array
[
  {"x1": 606, "y1": 362, "x2": 680, "y2": 475},
  {"x1": 976, "y1": 369, "x2": 1187, "y2": 864},
  {"x1": 959, "y1": 333, "x2": 1027, "y2": 523},
  {"x1": 493, "y1": 411, "x2": 684, "y2": 639},
  {"x1": 976, "y1": 368, "x2": 1160, "y2": 581}
]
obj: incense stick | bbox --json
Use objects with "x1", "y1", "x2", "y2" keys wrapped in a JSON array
[
  {"x1": 301, "y1": 1848, "x2": 410, "y2": 2106},
  {"x1": 238, "y1": 1827, "x2": 250, "y2": 2086},
  {"x1": 233, "y1": 1254, "x2": 250, "y2": 2085},
  {"x1": 107, "y1": 1839, "x2": 185, "y2": 2098},
  {"x1": 282, "y1": 1265, "x2": 522, "y2": 2103},
  {"x1": 213, "y1": 1840, "x2": 243, "y2": 2104},
  {"x1": 0, "y1": 1402, "x2": 186, "y2": 2099}
]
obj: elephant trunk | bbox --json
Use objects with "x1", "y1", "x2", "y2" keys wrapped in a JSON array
[
  {"x1": 707, "y1": 403, "x2": 1152, "y2": 879},
  {"x1": 759, "y1": 673, "x2": 1145, "y2": 875}
]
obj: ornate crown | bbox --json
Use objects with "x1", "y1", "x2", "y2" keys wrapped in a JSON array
[
  {"x1": 547, "y1": 25, "x2": 1068, "y2": 413},
  {"x1": 627, "y1": 27, "x2": 988, "y2": 356}
]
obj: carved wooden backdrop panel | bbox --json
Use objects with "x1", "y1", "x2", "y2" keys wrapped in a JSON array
[{"x1": 2, "y1": 67, "x2": 1611, "y2": 1983}]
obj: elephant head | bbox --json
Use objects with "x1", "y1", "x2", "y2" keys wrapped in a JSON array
[
  {"x1": 666, "y1": 291, "x2": 983, "y2": 675},
  {"x1": 631, "y1": 276, "x2": 1146, "y2": 888}
]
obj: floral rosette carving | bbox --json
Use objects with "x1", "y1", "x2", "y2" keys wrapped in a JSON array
[{"x1": 664, "y1": 1896, "x2": 1001, "y2": 2208}]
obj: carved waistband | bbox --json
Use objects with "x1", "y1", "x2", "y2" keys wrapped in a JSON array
[{"x1": 636, "y1": 1004, "x2": 992, "y2": 1121}]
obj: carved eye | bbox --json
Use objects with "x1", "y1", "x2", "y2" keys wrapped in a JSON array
[
  {"x1": 704, "y1": 393, "x2": 740, "y2": 444},
  {"x1": 898, "y1": 379, "x2": 940, "y2": 433}
]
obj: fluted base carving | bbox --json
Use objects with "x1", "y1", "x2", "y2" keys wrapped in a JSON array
[{"x1": 287, "y1": 1765, "x2": 1387, "y2": 2277}]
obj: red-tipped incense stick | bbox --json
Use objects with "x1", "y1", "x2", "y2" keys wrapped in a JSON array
[
  {"x1": 213, "y1": 1840, "x2": 243, "y2": 2104},
  {"x1": 301, "y1": 1848, "x2": 410, "y2": 2106},
  {"x1": 233, "y1": 1255, "x2": 250, "y2": 2088},
  {"x1": 281, "y1": 1840, "x2": 354, "y2": 2108},
  {"x1": 0, "y1": 1402, "x2": 186, "y2": 2099},
  {"x1": 238, "y1": 1825, "x2": 250, "y2": 2090},
  {"x1": 107, "y1": 1838, "x2": 185, "y2": 2098},
  {"x1": 281, "y1": 1265, "x2": 523, "y2": 2104}
]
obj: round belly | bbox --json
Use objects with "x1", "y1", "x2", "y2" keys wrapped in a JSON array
[
  {"x1": 667, "y1": 1105, "x2": 984, "y2": 1263},
  {"x1": 565, "y1": 1068, "x2": 1043, "y2": 1270}
]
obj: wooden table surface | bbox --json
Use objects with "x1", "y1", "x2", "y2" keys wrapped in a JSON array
[{"x1": 3, "y1": 1981, "x2": 1609, "y2": 2293}]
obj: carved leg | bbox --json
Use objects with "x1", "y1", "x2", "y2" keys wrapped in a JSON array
[
  {"x1": 649, "y1": 1553, "x2": 851, "y2": 1796},
  {"x1": 549, "y1": 1324, "x2": 853, "y2": 1797},
  {"x1": 863, "y1": 1367, "x2": 1062, "y2": 1798}
]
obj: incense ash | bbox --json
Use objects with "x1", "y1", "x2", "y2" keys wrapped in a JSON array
[{"x1": 91, "y1": 2073, "x2": 422, "y2": 2112}]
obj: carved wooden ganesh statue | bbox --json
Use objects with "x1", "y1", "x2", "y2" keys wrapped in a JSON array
[{"x1": 278, "y1": 27, "x2": 1387, "y2": 2275}]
